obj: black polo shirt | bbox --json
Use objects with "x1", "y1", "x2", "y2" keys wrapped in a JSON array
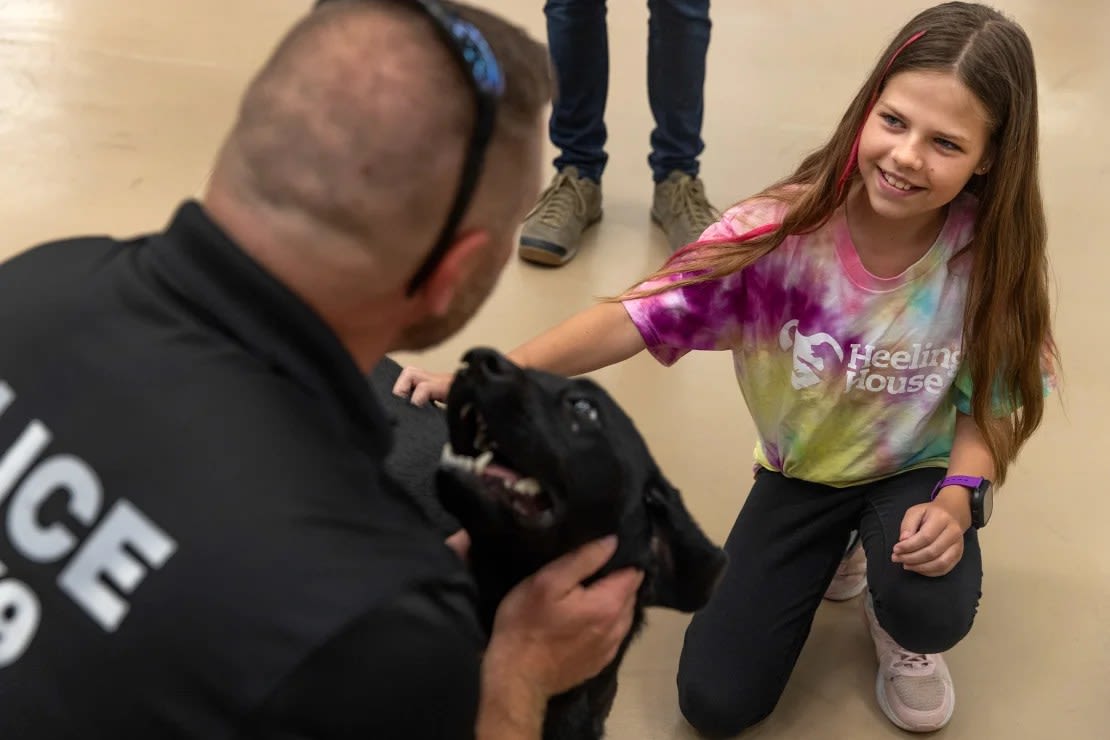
[{"x1": 0, "y1": 203, "x2": 483, "y2": 739}]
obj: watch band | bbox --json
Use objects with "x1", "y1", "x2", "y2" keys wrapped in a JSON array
[{"x1": 930, "y1": 475, "x2": 985, "y2": 501}]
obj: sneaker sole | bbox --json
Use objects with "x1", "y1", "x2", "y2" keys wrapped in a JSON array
[
  {"x1": 517, "y1": 212, "x2": 602, "y2": 267},
  {"x1": 518, "y1": 237, "x2": 574, "y2": 266}
]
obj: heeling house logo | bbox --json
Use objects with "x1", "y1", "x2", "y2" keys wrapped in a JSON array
[
  {"x1": 779, "y1": 320, "x2": 960, "y2": 395},
  {"x1": 779, "y1": 319, "x2": 844, "y2": 390}
]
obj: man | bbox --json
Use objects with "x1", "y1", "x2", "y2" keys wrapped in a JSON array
[{"x1": 0, "y1": 2, "x2": 641, "y2": 738}]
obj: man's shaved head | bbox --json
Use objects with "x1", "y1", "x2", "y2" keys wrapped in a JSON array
[{"x1": 209, "y1": 0, "x2": 551, "y2": 280}]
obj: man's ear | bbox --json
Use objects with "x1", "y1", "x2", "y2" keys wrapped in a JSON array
[{"x1": 412, "y1": 229, "x2": 491, "y2": 315}]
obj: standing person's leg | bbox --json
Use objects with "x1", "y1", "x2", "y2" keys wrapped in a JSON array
[
  {"x1": 645, "y1": 0, "x2": 716, "y2": 253},
  {"x1": 519, "y1": 0, "x2": 607, "y2": 267},
  {"x1": 676, "y1": 470, "x2": 862, "y2": 737},
  {"x1": 645, "y1": 0, "x2": 709, "y2": 181},
  {"x1": 546, "y1": 0, "x2": 610, "y2": 182},
  {"x1": 858, "y1": 467, "x2": 983, "y2": 732}
]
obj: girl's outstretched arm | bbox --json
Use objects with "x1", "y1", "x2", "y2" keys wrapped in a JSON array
[
  {"x1": 508, "y1": 301, "x2": 646, "y2": 377},
  {"x1": 393, "y1": 302, "x2": 646, "y2": 406}
]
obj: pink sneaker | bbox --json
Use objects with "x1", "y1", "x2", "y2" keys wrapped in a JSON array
[
  {"x1": 864, "y1": 596, "x2": 955, "y2": 732},
  {"x1": 823, "y1": 540, "x2": 867, "y2": 601}
]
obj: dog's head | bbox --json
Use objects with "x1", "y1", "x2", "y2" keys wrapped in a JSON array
[{"x1": 437, "y1": 348, "x2": 725, "y2": 613}]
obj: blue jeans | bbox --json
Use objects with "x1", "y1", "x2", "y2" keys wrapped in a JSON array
[{"x1": 544, "y1": 0, "x2": 712, "y2": 183}]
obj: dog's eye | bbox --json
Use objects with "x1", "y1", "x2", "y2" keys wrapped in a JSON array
[
  {"x1": 567, "y1": 398, "x2": 600, "y2": 431},
  {"x1": 572, "y1": 399, "x2": 598, "y2": 422}
]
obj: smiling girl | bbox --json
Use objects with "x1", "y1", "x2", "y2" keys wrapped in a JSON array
[{"x1": 395, "y1": 2, "x2": 1057, "y2": 733}]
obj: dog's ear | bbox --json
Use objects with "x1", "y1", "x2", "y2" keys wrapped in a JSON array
[{"x1": 643, "y1": 474, "x2": 727, "y2": 612}]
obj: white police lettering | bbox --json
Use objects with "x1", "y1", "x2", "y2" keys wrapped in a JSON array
[
  {"x1": 60, "y1": 500, "x2": 176, "y2": 631},
  {"x1": 0, "y1": 560, "x2": 40, "y2": 667},
  {"x1": 8, "y1": 456, "x2": 102, "y2": 562},
  {"x1": 0, "y1": 380, "x2": 178, "y2": 667},
  {"x1": 0, "y1": 421, "x2": 52, "y2": 507}
]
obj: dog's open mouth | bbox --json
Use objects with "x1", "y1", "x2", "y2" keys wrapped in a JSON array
[{"x1": 441, "y1": 402, "x2": 556, "y2": 527}]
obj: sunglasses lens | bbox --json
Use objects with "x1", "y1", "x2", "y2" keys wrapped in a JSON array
[{"x1": 452, "y1": 22, "x2": 504, "y2": 95}]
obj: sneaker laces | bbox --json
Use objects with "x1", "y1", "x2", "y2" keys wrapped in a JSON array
[
  {"x1": 527, "y1": 171, "x2": 591, "y2": 228},
  {"x1": 888, "y1": 650, "x2": 948, "y2": 711},
  {"x1": 665, "y1": 175, "x2": 717, "y2": 230},
  {"x1": 890, "y1": 650, "x2": 935, "y2": 673}
]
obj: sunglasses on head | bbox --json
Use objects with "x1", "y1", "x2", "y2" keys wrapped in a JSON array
[{"x1": 314, "y1": 0, "x2": 505, "y2": 295}]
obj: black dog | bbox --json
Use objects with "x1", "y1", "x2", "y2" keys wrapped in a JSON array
[
  {"x1": 432, "y1": 348, "x2": 726, "y2": 739},
  {"x1": 370, "y1": 350, "x2": 725, "y2": 738}
]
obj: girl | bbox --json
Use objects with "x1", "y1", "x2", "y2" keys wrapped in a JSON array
[{"x1": 395, "y1": 2, "x2": 1056, "y2": 734}]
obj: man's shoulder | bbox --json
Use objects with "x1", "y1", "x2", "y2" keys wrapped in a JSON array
[{"x1": 0, "y1": 232, "x2": 136, "y2": 276}]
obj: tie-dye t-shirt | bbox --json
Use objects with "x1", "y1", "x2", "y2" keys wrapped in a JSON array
[{"x1": 623, "y1": 192, "x2": 982, "y2": 487}]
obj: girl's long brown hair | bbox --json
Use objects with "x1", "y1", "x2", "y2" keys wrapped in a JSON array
[{"x1": 620, "y1": 2, "x2": 1056, "y2": 483}]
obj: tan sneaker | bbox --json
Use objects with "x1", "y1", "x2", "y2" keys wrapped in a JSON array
[
  {"x1": 864, "y1": 596, "x2": 956, "y2": 732},
  {"x1": 518, "y1": 166, "x2": 602, "y2": 266},
  {"x1": 824, "y1": 536, "x2": 867, "y2": 601},
  {"x1": 651, "y1": 170, "x2": 718, "y2": 252}
]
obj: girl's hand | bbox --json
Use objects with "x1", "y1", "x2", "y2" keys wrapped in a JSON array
[
  {"x1": 392, "y1": 366, "x2": 453, "y2": 406},
  {"x1": 444, "y1": 529, "x2": 470, "y2": 563},
  {"x1": 891, "y1": 501, "x2": 967, "y2": 577}
]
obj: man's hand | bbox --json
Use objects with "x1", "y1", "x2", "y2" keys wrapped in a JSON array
[
  {"x1": 392, "y1": 365, "x2": 453, "y2": 406},
  {"x1": 892, "y1": 494, "x2": 969, "y2": 577},
  {"x1": 483, "y1": 535, "x2": 643, "y2": 702}
]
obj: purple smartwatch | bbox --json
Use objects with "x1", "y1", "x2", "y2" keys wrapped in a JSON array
[{"x1": 930, "y1": 475, "x2": 993, "y2": 529}]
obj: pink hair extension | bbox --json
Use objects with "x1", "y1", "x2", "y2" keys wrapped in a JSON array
[
  {"x1": 668, "y1": 222, "x2": 780, "y2": 266},
  {"x1": 836, "y1": 30, "x2": 927, "y2": 198}
]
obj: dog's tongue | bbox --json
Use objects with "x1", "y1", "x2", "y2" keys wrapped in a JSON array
[{"x1": 480, "y1": 463, "x2": 520, "y2": 485}]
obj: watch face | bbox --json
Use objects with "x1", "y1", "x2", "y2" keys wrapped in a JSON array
[{"x1": 978, "y1": 481, "x2": 993, "y2": 527}]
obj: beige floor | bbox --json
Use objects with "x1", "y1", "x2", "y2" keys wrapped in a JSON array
[{"x1": 1, "y1": 1, "x2": 1105, "y2": 737}]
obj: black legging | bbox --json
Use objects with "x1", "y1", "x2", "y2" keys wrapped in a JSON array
[{"x1": 677, "y1": 467, "x2": 982, "y2": 738}]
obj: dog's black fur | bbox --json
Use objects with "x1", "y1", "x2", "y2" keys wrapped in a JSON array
[{"x1": 372, "y1": 349, "x2": 726, "y2": 739}]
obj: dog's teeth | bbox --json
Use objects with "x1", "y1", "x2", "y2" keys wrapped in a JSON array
[
  {"x1": 440, "y1": 444, "x2": 477, "y2": 471},
  {"x1": 512, "y1": 478, "x2": 541, "y2": 496},
  {"x1": 474, "y1": 450, "x2": 494, "y2": 473},
  {"x1": 440, "y1": 444, "x2": 461, "y2": 465}
]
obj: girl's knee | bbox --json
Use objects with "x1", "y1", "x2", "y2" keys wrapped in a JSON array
[
  {"x1": 677, "y1": 673, "x2": 778, "y2": 738},
  {"x1": 874, "y1": 582, "x2": 979, "y2": 653}
]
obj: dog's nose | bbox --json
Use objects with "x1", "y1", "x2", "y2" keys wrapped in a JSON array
[{"x1": 464, "y1": 348, "x2": 515, "y2": 383}]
